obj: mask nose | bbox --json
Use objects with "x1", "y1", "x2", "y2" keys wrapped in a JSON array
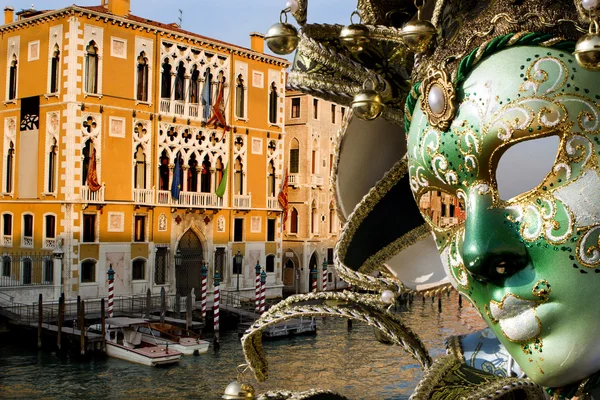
[{"x1": 461, "y1": 192, "x2": 529, "y2": 284}]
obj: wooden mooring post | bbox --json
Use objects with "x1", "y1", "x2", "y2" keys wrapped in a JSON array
[
  {"x1": 57, "y1": 293, "x2": 64, "y2": 350},
  {"x1": 75, "y1": 295, "x2": 81, "y2": 333},
  {"x1": 160, "y1": 287, "x2": 166, "y2": 324},
  {"x1": 37, "y1": 294, "x2": 43, "y2": 348},
  {"x1": 145, "y1": 289, "x2": 152, "y2": 319},
  {"x1": 175, "y1": 293, "x2": 181, "y2": 320},
  {"x1": 186, "y1": 291, "x2": 192, "y2": 331},
  {"x1": 101, "y1": 298, "x2": 106, "y2": 351},
  {"x1": 79, "y1": 300, "x2": 85, "y2": 355}
]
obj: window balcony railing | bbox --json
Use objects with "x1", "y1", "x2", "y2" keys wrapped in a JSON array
[
  {"x1": 133, "y1": 188, "x2": 155, "y2": 205},
  {"x1": 188, "y1": 104, "x2": 199, "y2": 118},
  {"x1": 157, "y1": 190, "x2": 223, "y2": 208},
  {"x1": 233, "y1": 194, "x2": 251, "y2": 209},
  {"x1": 267, "y1": 197, "x2": 280, "y2": 210},
  {"x1": 160, "y1": 98, "x2": 171, "y2": 114},
  {"x1": 160, "y1": 98, "x2": 204, "y2": 120},
  {"x1": 311, "y1": 175, "x2": 324, "y2": 187},
  {"x1": 289, "y1": 173, "x2": 299, "y2": 187},
  {"x1": 173, "y1": 100, "x2": 185, "y2": 116},
  {"x1": 2, "y1": 236, "x2": 12, "y2": 247},
  {"x1": 80, "y1": 185, "x2": 105, "y2": 203},
  {"x1": 44, "y1": 238, "x2": 57, "y2": 249},
  {"x1": 22, "y1": 236, "x2": 33, "y2": 248}
]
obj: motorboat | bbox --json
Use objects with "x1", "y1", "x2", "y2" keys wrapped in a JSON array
[
  {"x1": 135, "y1": 322, "x2": 210, "y2": 356},
  {"x1": 90, "y1": 317, "x2": 182, "y2": 366}
]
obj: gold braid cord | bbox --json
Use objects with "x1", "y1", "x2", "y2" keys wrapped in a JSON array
[
  {"x1": 410, "y1": 354, "x2": 547, "y2": 400},
  {"x1": 241, "y1": 291, "x2": 433, "y2": 383},
  {"x1": 257, "y1": 389, "x2": 349, "y2": 400}
]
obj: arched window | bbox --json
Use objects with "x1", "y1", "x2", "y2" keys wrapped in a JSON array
[
  {"x1": 174, "y1": 61, "x2": 185, "y2": 101},
  {"x1": 82, "y1": 140, "x2": 92, "y2": 186},
  {"x1": 159, "y1": 150, "x2": 170, "y2": 191},
  {"x1": 234, "y1": 157, "x2": 243, "y2": 195},
  {"x1": 289, "y1": 138, "x2": 299, "y2": 174},
  {"x1": 50, "y1": 45, "x2": 60, "y2": 93},
  {"x1": 136, "y1": 52, "x2": 149, "y2": 102},
  {"x1": 187, "y1": 154, "x2": 198, "y2": 192},
  {"x1": 267, "y1": 160, "x2": 276, "y2": 197},
  {"x1": 311, "y1": 200, "x2": 318, "y2": 234},
  {"x1": 161, "y1": 59, "x2": 172, "y2": 98},
  {"x1": 269, "y1": 82, "x2": 278, "y2": 124},
  {"x1": 201, "y1": 155, "x2": 211, "y2": 193},
  {"x1": 266, "y1": 254, "x2": 275, "y2": 273},
  {"x1": 132, "y1": 259, "x2": 146, "y2": 280},
  {"x1": 202, "y1": 68, "x2": 213, "y2": 120},
  {"x1": 48, "y1": 138, "x2": 58, "y2": 193},
  {"x1": 290, "y1": 207, "x2": 298, "y2": 234},
  {"x1": 8, "y1": 55, "x2": 17, "y2": 100},
  {"x1": 311, "y1": 139, "x2": 318, "y2": 174},
  {"x1": 5, "y1": 142, "x2": 14, "y2": 193},
  {"x1": 329, "y1": 202, "x2": 336, "y2": 234},
  {"x1": 81, "y1": 259, "x2": 96, "y2": 283},
  {"x1": 22, "y1": 258, "x2": 32, "y2": 285},
  {"x1": 1, "y1": 256, "x2": 11, "y2": 278},
  {"x1": 189, "y1": 65, "x2": 200, "y2": 103},
  {"x1": 134, "y1": 145, "x2": 146, "y2": 189},
  {"x1": 235, "y1": 74, "x2": 245, "y2": 118},
  {"x1": 85, "y1": 41, "x2": 98, "y2": 94}
]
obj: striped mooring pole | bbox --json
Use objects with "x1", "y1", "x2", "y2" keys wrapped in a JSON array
[
  {"x1": 107, "y1": 264, "x2": 115, "y2": 318},
  {"x1": 255, "y1": 261, "x2": 261, "y2": 313},
  {"x1": 201, "y1": 262, "x2": 208, "y2": 319},
  {"x1": 311, "y1": 267, "x2": 318, "y2": 293},
  {"x1": 322, "y1": 260, "x2": 327, "y2": 292},
  {"x1": 259, "y1": 269, "x2": 267, "y2": 314},
  {"x1": 213, "y1": 270, "x2": 221, "y2": 344}
]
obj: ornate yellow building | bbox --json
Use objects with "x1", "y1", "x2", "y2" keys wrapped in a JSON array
[{"x1": 0, "y1": 0, "x2": 289, "y2": 304}]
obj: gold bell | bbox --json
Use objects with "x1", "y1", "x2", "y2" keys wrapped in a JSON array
[
  {"x1": 265, "y1": 10, "x2": 299, "y2": 55},
  {"x1": 352, "y1": 81, "x2": 384, "y2": 121},
  {"x1": 222, "y1": 381, "x2": 256, "y2": 400},
  {"x1": 399, "y1": 1, "x2": 436, "y2": 54},
  {"x1": 339, "y1": 11, "x2": 370, "y2": 54},
  {"x1": 574, "y1": 20, "x2": 600, "y2": 70}
]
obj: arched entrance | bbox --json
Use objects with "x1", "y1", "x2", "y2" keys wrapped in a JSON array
[
  {"x1": 308, "y1": 252, "x2": 318, "y2": 292},
  {"x1": 176, "y1": 229, "x2": 204, "y2": 296}
]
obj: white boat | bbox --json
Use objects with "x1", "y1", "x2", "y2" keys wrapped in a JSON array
[
  {"x1": 90, "y1": 317, "x2": 182, "y2": 366},
  {"x1": 135, "y1": 322, "x2": 210, "y2": 356}
]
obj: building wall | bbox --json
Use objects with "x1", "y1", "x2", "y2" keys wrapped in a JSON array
[
  {"x1": 282, "y1": 90, "x2": 346, "y2": 294},
  {"x1": 0, "y1": 2, "x2": 289, "y2": 303}
]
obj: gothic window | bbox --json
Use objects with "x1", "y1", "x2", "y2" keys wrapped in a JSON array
[
  {"x1": 159, "y1": 149, "x2": 170, "y2": 191},
  {"x1": 174, "y1": 61, "x2": 185, "y2": 101},
  {"x1": 202, "y1": 69, "x2": 213, "y2": 120},
  {"x1": 189, "y1": 65, "x2": 200, "y2": 103},
  {"x1": 50, "y1": 45, "x2": 60, "y2": 93},
  {"x1": 132, "y1": 259, "x2": 146, "y2": 280},
  {"x1": 234, "y1": 157, "x2": 243, "y2": 195},
  {"x1": 235, "y1": 74, "x2": 245, "y2": 118},
  {"x1": 81, "y1": 259, "x2": 96, "y2": 283},
  {"x1": 8, "y1": 56, "x2": 17, "y2": 100},
  {"x1": 215, "y1": 157, "x2": 224, "y2": 188},
  {"x1": 85, "y1": 41, "x2": 98, "y2": 94},
  {"x1": 289, "y1": 138, "x2": 299, "y2": 174},
  {"x1": 136, "y1": 52, "x2": 149, "y2": 102},
  {"x1": 134, "y1": 145, "x2": 146, "y2": 189},
  {"x1": 268, "y1": 160, "x2": 276, "y2": 197},
  {"x1": 48, "y1": 138, "x2": 58, "y2": 193},
  {"x1": 82, "y1": 140, "x2": 92, "y2": 186},
  {"x1": 290, "y1": 207, "x2": 298, "y2": 234},
  {"x1": 161, "y1": 59, "x2": 171, "y2": 98},
  {"x1": 5, "y1": 142, "x2": 14, "y2": 193},
  {"x1": 201, "y1": 156, "x2": 211, "y2": 193},
  {"x1": 269, "y1": 82, "x2": 278, "y2": 124},
  {"x1": 266, "y1": 254, "x2": 275, "y2": 273},
  {"x1": 154, "y1": 247, "x2": 167, "y2": 285},
  {"x1": 188, "y1": 154, "x2": 198, "y2": 192}
]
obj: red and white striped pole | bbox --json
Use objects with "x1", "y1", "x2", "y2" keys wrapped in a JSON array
[
  {"x1": 201, "y1": 263, "x2": 208, "y2": 319},
  {"x1": 107, "y1": 264, "x2": 115, "y2": 318},
  {"x1": 255, "y1": 262, "x2": 261, "y2": 313},
  {"x1": 259, "y1": 270, "x2": 266, "y2": 314},
  {"x1": 311, "y1": 267, "x2": 318, "y2": 293},
  {"x1": 322, "y1": 260, "x2": 328, "y2": 292},
  {"x1": 213, "y1": 270, "x2": 221, "y2": 345}
]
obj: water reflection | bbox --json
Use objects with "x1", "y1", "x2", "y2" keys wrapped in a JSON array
[{"x1": 0, "y1": 294, "x2": 484, "y2": 399}]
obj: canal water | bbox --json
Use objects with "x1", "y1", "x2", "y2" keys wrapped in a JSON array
[{"x1": 0, "y1": 294, "x2": 485, "y2": 399}]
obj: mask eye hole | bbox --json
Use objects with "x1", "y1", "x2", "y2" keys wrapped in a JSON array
[
  {"x1": 418, "y1": 190, "x2": 465, "y2": 229},
  {"x1": 495, "y1": 136, "x2": 560, "y2": 201}
]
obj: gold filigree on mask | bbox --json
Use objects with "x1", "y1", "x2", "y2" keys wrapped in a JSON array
[{"x1": 420, "y1": 66, "x2": 457, "y2": 131}]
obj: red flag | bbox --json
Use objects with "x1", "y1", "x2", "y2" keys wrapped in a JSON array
[
  {"x1": 206, "y1": 77, "x2": 230, "y2": 135},
  {"x1": 278, "y1": 169, "x2": 289, "y2": 230},
  {"x1": 86, "y1": 147, "x2": 102, "y2": 192}
]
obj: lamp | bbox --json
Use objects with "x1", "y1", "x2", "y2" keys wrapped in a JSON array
[
  {"x1": 201, "y1": 262, "x2": 208, "y2": 279},
  {"x1": 174, "y1": 248, "x2": 182, "y2": 268},
  {"x1": 235, "y1": 250, "x2": 243, "y2": 291},
  {"x1": 107, "y1": 264, "x2": 115, "y2": 281}
]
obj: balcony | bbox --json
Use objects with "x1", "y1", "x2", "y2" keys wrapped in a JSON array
[
  {"x1": 160, "y1": 98, "x2": 203, "y2": 120},
  {"x1": 289, "y1": 173, "x2": 299, "y2": 187},
  {"x1": 157, "y1": 190, "x2": 223, "y2": 208},
  {"x1": 267, "y1": 197, "x2": 280, "y2": 210},
  {"x1": 44, "y1": 238, "x2": 57, "y2": 249},
  {"x1": 22, "y1": 236, "x2": 33, "y2": 248},
  {"x1": 133, "y1": 188, "x2": 155, "y2": 205},
  {"x1": 2, "y1": 236, "x2": 12, "y2": 247},
  {"x1": 80, "y1": 185, "x2": 105, "y2": 203},
  {"x1": 311, "y1": 175, "x2": 324, "y2": 187},
  {"x1": 233, "y1": 194, "x2": 252, "y2": 209}
]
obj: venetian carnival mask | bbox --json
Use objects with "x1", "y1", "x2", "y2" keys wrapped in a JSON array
[{"x1": 407, "y1": 45, "x2": 600, "y2": 387}]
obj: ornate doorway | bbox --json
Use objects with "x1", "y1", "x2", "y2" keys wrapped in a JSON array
[{"x1": 176, "y1": 229, "x2": 204, "y2": 296}]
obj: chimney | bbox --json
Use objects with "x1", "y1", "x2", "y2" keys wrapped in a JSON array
[
  {"x1": 4, "y1": 6, "x2": 14, "y2": 24},
  {"x1": 250, "y1": 32, "x2": 265, "y2": 53},
  {"x1": 107, "y1": 0, "x2": 130, "y2": 17}
]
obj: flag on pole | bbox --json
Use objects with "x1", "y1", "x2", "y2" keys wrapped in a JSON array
[
  {"x1": 206, "y1": 77, "x2": 230, "y2": 133},
  {"x1": 278, "y1": 169, "x2": 289, "y2": 230},
  {"x1": 215, "y1": 163, "x2": 229, "y2": 198},
  {"x1": 171, "y1": 156, "x2": 181, "y2": 200},
  {"x1": 86, "y1": 146, "x2": 102, "y2": 192}
]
